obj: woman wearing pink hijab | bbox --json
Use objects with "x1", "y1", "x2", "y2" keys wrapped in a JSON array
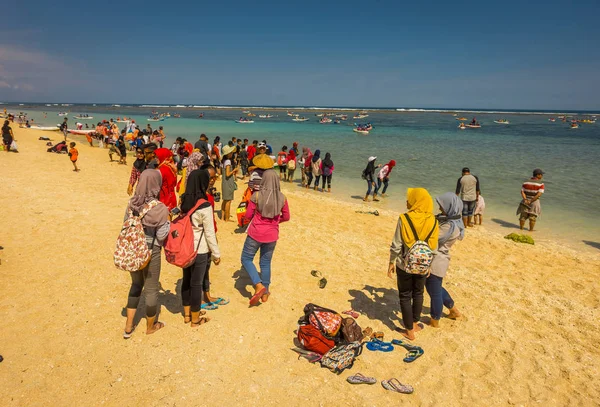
[{"x1": 375, "y1": 160, "x2": 396, "y2": 197}]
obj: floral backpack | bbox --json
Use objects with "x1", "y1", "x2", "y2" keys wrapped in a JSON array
[
  {"x1": 301, "y1": 303, "x2": 343, "y2": 340},
  {"x1": 114, "y1": 200, "x2": 159, "y2": 272},
  {"x1": 319, "y1": 342, "x2": 363, "y2": 374},
  {"x1": 402, "y1": 214, "x2": 438, "y2": 275}
]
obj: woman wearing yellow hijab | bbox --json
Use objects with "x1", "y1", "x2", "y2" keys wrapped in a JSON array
[{"x1": 388, "y1": 188, "x2": 439, "y2": 340}]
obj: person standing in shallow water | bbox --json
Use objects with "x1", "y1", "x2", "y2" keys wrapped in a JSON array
[
  {"x1": 426, "y1": 192, "x2": 463, "y2": 328},
  {"x1": 320, "y1": 152, "x2": 334, "y2": 192},
  {"x1": 375, "y1": 160, "x2": 396, "y2": 197},
  {"x1": 517, "y1": 168, "x2": 545, "y2": 232},
  {"x1": 388, "y1": 188, "x2": 439, "y2": 340},
  {"x1": 455, "y1": 167, "x2": 480, "y2": 227},
  {"x1": 362, "y1": 156, "x2": 381, "y2": 202}
]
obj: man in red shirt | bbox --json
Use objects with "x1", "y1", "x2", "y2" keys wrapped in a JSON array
[{"x1": 247, "y1": 140, "x2": 258, "y2": 161}]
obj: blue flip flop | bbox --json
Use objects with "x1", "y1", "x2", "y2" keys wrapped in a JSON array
[
  {"x1": 211, "y1": 297, "x2": 230, "y2": 306},
  {"x1": 366, "y1": 339, "x2": 394, "y2": 352},
  {"x1": 201, "y1": 303, "x2": 219, "y2": 310},
  {"x1": 403, "y1": 348, "x2": 424, "y2": 363}
]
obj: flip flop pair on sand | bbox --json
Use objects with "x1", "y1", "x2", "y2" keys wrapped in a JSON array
[
  {"x1": 366, "y1": 338, "x2": 425, "y2": 363},
  {"x1": 346, "y1": 374, "x2": 413, "y2": 394},
  {"x1": 310, "y1": 270, "x2": 327, "y2": 289}
]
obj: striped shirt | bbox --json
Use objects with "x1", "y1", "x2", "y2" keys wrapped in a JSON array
[{"x1": 522, "y1": 178, "x2": 545, "y2": 198}]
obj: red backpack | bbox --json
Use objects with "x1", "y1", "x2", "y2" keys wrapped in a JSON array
[
  {"x1": 297, "y1": 325, "x2": 335, "y2": 355},
  {"x1": 164, "y1": 199, "x2": 207, "y2": 268}
]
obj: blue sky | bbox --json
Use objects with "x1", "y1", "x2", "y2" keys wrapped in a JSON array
[{"x1": 1, "y1": 0, "x2": 599, "y2": 109}]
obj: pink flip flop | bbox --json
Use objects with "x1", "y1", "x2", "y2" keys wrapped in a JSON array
[{"x1": 249, "y1": 287, "x2": 267, "y2": 306}]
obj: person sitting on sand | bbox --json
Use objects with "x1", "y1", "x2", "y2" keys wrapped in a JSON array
[
  {"x1": 517, "y1": 168, "x2": 545, "y2": 232},
  {"x1": 362, "y1": 156, "x2": 381, "y2": 202},
  {"x1": 122, "y1": 170, "x2": 171, "y2": 338},
  {"x1": 426, "y1": 192, "x2": 463, "y2": 328},
  {"x1": 388, "y1": 188, "x2": 439, "y2": 340},
  {"x1": 127, "y1": 147, "x2": 147, "y2": 196},
  {"x1": 241, "y1": 169, "x2": 290, "y2": 306},
  {"x1": 179, "y1": 168, "x2": 221, "y2": 327},
  {"x1": 320, "y1": 152, "x2": 334, "y2": 193},
  {"x1": 375, "y1": 160, "x2": 396, "y2": 197}
]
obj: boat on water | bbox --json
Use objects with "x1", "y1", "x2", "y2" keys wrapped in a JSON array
[
  {"x1": 69, "y1": 129, "x2": 95, "y2": 135},
  {"x1": 287, "y1": 111, "x2": 294, "y2": 116},
  {"x1": 30, "y1": 125, "x2": 59, "y2": 131},
  {"x1": 570, "y1": 123, "x2": 579, "y2": 129},
  {"x1": 247, "y1": 113, "x2": 256, "y2": 117},
  {"x1": 173, "y1": 114, "x2": 181, "y2": 118},
  {"x1": 235, "y1": 119, "x2": 254, "y2": 124},
  {"x1": 548, "y1": 118, "x2": 556, "y2": 122},
  {"x1": 353, "y1": 114, "x2": 368, "y2": 119},
  {"x1": 58, "y1": 112, "x2": 68, "y2": 116},
  {"x1": 74, "y1": 115, "x2": 94, "y2": 120},
  {"x1": 353, "y1": 128, "x2": 369, "y2": 134},
  {"x1": 147, "y1": 117, "x2": 164, "y2": 122},
  {"x1": 258, "y1": 114, "x2": 274, "y2": 118},
  {"x1": 466, "y1": 124, "x2": 481, "y2": 128},
  {"x1": 458, "y1": 123, "x2": 466, "y2": 130},
  {"x1": 315, "y1": 113, "x2": 324, "y2": 117},
  {"x1": 292, "y1": 117, "x2": 309, "y2": 122},
  {"x1": 456, "y1": 117, "x2": 468, "y2": 121},
  {"x1": 580, "y1": 119, "x2": 596, "y2": 124},
  {"x1": 242, "y1": 110, "x2": 250, "y2": 114},
  {"x1": 319, "y1": 117, "x2": 332, "y2": 124},
  {"x1": 494, "y1": 119, "x2": 509, "y2": 124}
]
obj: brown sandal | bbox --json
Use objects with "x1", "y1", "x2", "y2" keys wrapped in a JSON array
[
  {"x1": 191, "y1": 317, "x2": 210, "y2": 327},
  {"x1": 146, "y1": 321, "x2": 165, "y2": 335}
]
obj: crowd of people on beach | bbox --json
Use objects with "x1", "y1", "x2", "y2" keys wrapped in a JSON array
[{"x1": 6, "y1": 113, "x2": 546, "y2": 341}]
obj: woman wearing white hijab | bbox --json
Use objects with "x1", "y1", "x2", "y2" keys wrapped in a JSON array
[{"x1": 240, "y1": 169, "x2": 290, "y2": 306}]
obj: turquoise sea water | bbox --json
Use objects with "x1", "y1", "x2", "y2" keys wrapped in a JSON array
[{"x1": 7, "y1": 104, "x2": 600, "y2": 247}]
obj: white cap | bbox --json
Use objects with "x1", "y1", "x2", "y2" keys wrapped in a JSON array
[{"x1": 368, "y1": 156, "x2": 377, "y2": 162}]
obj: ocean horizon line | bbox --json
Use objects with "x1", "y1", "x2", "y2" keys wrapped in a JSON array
[{"x1": 2, "y1": 101, "x2": 599, "y2": 115}]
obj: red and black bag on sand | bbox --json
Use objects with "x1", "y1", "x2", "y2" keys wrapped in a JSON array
[
  {"x1": 297, "y1": 325, "x2": 335, "y2": 355},
  {"x1": 299, "y1": 303, "x2": 343, "y2": 340}
]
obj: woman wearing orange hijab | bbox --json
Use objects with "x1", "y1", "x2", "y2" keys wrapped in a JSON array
[
  {"x1": 388, "y1": 188, "x2": 439, "y2": 340},
  {"x1": 155, "y1": 148, "x2": 178, "y2": 210}
]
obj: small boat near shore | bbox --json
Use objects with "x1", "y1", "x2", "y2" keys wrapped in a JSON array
[
  {"x1": 319, "y1": 117, "x2": 332, "y2": 124},
  {"x1": 353, "y1": 114, "x2": 368, "y2": 119},
  {"x1": 30, "y1": 125, "x2": 59, "y2": 131},
  {"x1": 259, "y1": 114, "x2": 274, "y2": 118},
  {"x1": 74, "y1": 115, "x2": 94, "y2": 120},
  {"x1": 235, "y1": 119, "x2": 254, "y2": 124},
  {"x1": 548, "y1": 118, "x2": 556, "y2": 122},
  {"x1": 570, "y1": 123, "x2": 579, "y2": 129},
  {"x1": 353, "y1": 128, "x2": 369, "y2": 134},
  {"x1": 456, "y1": 117, "x2": 467, "y2": 121},
  {"x1": 69, "y1": 129, "x2": 95, "y2": 135},
  {"x1": 458, "y1": 123, "x2": 466, "y2": 130},
  {"x1": 292, "y1": 117, "x2": 309, "y2": 122},
  {"x1": 58, "y1": 112, "x2": 68, "y2": 116},
  {"x1": 494, "y1": 119, "x2": 509, "y2": 124},
  {"x1": 466, "y1": 124, "x2": 481, "y2": 128},
  {"x1": 147, "y1": 118, "x2": 164, "y2": 122}
]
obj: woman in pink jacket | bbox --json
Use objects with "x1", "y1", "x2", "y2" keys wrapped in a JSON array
[{"x1": 241, "y1": 169, "x2": 290, "y2": 306}]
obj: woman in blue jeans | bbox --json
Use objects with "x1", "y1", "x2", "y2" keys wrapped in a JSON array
[
  {"x1": 241, "y1": 169, "x2": 290, "y2": 306},
  {"x1": 426, "y1": 192, "x2": 464, "y2": 327}
]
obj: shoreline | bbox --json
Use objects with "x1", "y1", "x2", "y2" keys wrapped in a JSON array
[{"x1": 1, "y1": 126, "x2": 599, "y2": 405}]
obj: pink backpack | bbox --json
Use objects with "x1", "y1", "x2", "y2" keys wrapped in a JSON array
[
  {"x1": 114, "y1": 200, "x2": 159, "y2": 272},
  {"x1": 164, "y1": 199, "x2": 207, "y2": 268}
]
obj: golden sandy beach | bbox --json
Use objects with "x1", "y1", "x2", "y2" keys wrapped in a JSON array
[{"x1": 1, "y1": 126, "x2": 599, "y2": 406}]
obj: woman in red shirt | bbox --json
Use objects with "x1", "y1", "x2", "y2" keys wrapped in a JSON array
[{"x1": 155, "y1": 148, "x2": 178, "y2": 210}]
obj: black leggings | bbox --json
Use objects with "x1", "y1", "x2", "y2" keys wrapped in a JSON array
[
  {"x1": 396, "y1": 266, "x2": 426, "y2": 331},
  {"x1": 322, "y1": 174, "x2": 332, "y2": 189},
  {"x1": 182, "y1": 253, "x2": 209, "y2": 312}
]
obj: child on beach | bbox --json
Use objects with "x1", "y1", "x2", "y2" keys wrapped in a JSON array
[
  {"x1": 474, "y1": 194, "x2": 485, "y2": 225},
  {"x1": 68, "y1": 142, "x2": 80, "y2": 172}
]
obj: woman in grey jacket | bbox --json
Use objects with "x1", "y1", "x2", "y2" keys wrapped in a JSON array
[
  {"x1": 123, "y1": 170, "x2": 171, "y2": 339},
  {"x1": 426, "y1": 192, "x2": 463, "y2": 327}
]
